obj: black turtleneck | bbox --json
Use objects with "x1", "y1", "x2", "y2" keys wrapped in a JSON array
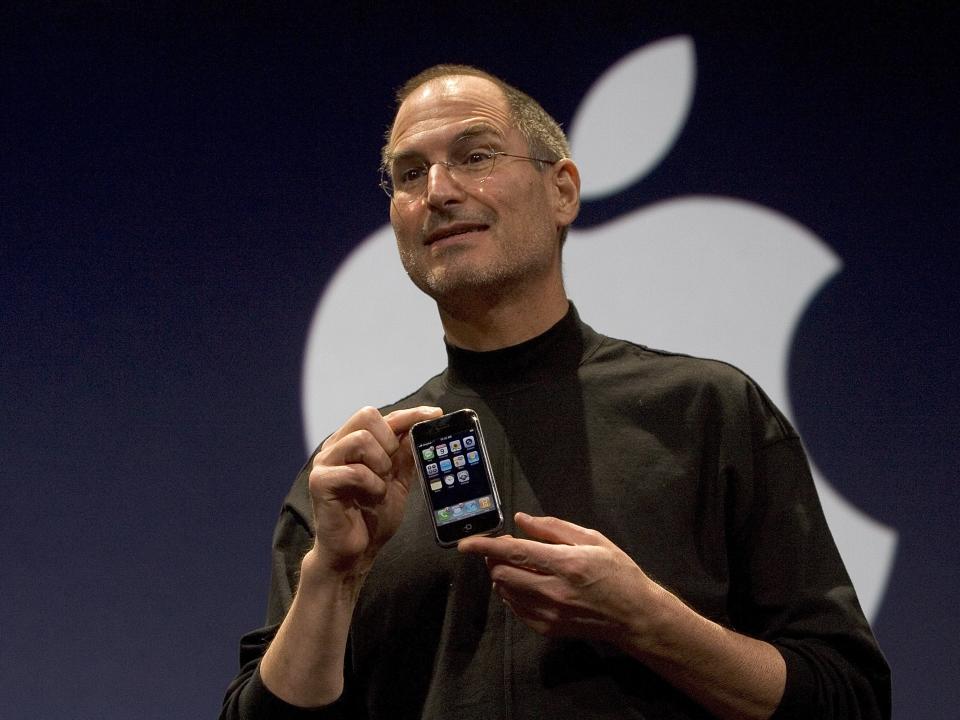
[
  {"x1": 443, "y1": 303, "x2": 597, "y2": 394},
  {"x1": 222, "y1": 306, "x2": 890, "y2": 720}
]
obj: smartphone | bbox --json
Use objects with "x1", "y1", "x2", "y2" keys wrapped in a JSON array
[{"x1": 409, "y1": 408, "x2": 504, "y2": 547}]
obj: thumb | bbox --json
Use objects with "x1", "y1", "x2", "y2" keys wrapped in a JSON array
[
  {"x1": 385, "y1": 406, "x2": 443, "y2": 436},
  {"x1": 515, "y1": 512, "x2": 606, "y2": 547}
]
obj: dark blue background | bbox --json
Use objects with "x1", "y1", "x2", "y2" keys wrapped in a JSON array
[{"x1": 2, "y1": 3, "x2": 957, "y2": 718}]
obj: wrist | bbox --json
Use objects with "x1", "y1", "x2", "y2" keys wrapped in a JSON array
[
  {"x1": 298, "y1": 547, "x2": 369, "y2": 600},
  {"x1": 259, "y1": 548, "x2": 364, "y2": 707},
  {"x1": 618, "y1": 579, "x2": 686, "y2": 659}
]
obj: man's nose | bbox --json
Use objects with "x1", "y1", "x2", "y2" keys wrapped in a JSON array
[{"x1": 425, "y1": 162, "x2": 467, "y2": 207}]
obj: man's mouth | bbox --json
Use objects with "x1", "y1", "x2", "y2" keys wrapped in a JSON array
[{"x1": 424, "y1": 223, "x2": 490, "y2": 246}]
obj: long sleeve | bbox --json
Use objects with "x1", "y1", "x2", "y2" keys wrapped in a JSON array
[
  {"x1": 718, "y1": 380, "x2": 891, "y2": 719},
  {"x1": 741, "y1": 439, "x2": 891, "y2": 719},
  {"x1": 220, "y1": 465, "x2": 356, "y2": 719}
]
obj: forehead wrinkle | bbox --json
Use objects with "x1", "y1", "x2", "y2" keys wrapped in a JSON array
[
  {"x1": 454, "y1": 123, "x2": 505, "y2": 144},
  {"x1": 387, "y1": 121, "x2": 507, "y2": 166},
  {"x1": 387, "y1": 75, "x2": 513, "y2": 158}
]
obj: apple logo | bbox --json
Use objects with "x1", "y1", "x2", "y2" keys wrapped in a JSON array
[{"x1": 301, "y1": 37, "x2": 896, "y2": 621}]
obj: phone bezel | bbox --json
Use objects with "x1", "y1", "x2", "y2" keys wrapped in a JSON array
[{"x1": 410, "y1": 409, "x2": 504, "y2": 547}]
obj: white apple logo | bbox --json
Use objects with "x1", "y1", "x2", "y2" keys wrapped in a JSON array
[{"x1": 302, "y1": 37, "x2": 896, "y2": 621}]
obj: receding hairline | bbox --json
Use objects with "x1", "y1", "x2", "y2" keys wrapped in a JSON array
[
  {"x1": 382, "y1": 71, "x2": 513, "y2": 163},
  {"x1": 393, "y1": 65, "x2": 514, "y2": 122},
  {"x1": 381, "y1": 64, "x2": 570, "y2": 169}
]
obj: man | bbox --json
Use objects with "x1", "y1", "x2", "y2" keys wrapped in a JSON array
[{"x1": 221, "y1": 65, "x2": 890, "y2": 719}]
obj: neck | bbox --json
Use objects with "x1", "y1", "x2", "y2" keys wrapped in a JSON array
[{"x1": 436, "y1": 280, "x2": 569, "y2": 351}]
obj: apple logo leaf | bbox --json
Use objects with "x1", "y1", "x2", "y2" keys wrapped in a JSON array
[{"x1": 569, "y1": 35, "x2": 696, "y2": 200}]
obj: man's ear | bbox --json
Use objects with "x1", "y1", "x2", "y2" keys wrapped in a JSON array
[{"x1": 551, "y1": 158, "x2": 581, "y2": 227}]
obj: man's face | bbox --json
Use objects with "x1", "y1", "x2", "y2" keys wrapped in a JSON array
[{"x1": 386, "y1": 75, "x2": 564, "y2": 305}]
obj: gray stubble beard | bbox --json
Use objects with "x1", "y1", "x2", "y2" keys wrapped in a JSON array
[{"x1": 398, "y1": 239, "x2": 548, "y2": 313}]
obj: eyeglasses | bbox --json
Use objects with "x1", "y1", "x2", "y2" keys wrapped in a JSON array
[{"x1": 380, "y1": 148, "x2": 559, "y2": 204}]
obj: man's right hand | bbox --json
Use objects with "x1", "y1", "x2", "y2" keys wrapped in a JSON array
[
  {"x1": 261, "y1": 404, "x2": 443, "y2": 707},
  {"x1": 307, "y1": 405, "x2": 443, "y2": 577}
]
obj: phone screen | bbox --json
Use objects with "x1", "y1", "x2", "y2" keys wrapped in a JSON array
[{"x1": 411, "y1": 410, "x2": 503, "y2": 545}]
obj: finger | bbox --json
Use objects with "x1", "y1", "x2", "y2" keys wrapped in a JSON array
[
  {"x1": 324, "y1": 406, "x2": 400, "y2": 456},
  {"x1": 496, "y1": 575, "x2": 556, "y2": 614},
  {"x1": 390, "y1": 433, "x2": 418, "y2": 491},
  {"x1": 310, "y1": 463, "x2": 389, "y2": 507},
  {"x1": 488, "y1": 559, "x2": 560, "y2": 590},
  {"x1": 457, "y1": 533, "x2": 511, "y2": 556},
  {"x1": 494, "y1": 590, "x2": 553, "y2": 634},
  {"x1": 515, "y1": 512, "x2": 608, "y2": 547},
  {"x1": 384, "y1": 406, "x2": 443, "y2": 436},
  {"x1": 386, "y1": 407, "x2": 443, "y2": 489},
  {"x1": 459, "y1": 535, "x2": 562, "y2": 575},
  {"x1": 492, "y1": 575, "x2": 566, "y2": 629},
  {"x1": 492, "y1": 567, "x2": 608, "y2": 627},
  {"x1": 319, "y1": 428, "x2": 393, "y2": 476},
  {"x1": 458, "y1": 534, "x2": 514, "y2": 561}
]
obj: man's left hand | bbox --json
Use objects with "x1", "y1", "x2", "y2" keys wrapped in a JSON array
[{"x1": 458, "y1": 512, "x2": 662, "y2": 649}]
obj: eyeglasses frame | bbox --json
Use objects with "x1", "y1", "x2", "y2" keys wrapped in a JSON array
[{"x1": 379, "y1": 149, "x2": 560, "y2": 203}]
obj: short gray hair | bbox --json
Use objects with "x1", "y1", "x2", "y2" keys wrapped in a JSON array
[{"x1": 383, "y1": 64, "x2": 569, "y2": 167}]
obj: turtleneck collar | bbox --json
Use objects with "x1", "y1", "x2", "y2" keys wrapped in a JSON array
[{"x1": 442, "y1": 303, "x2": 600, "y2": 396}]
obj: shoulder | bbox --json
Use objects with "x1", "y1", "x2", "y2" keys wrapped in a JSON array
[
  {"x1": 585, "y1": 330, "x2": 753, "y2": 393},
  {"x1": 584, "y1": 330, "x2": 797, "y2": 444}
]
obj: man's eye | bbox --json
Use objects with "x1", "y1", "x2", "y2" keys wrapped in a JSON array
[
  {"x1": 463, "y1": 149, "x2": 494, "y2": 166},
  {"x1": 397, "y1": 166, "x2": 427, "y2": 185}
]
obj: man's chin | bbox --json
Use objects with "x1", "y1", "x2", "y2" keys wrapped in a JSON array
[{"x1": 410, "y1": 265, "x2": 510, "y2": 304}]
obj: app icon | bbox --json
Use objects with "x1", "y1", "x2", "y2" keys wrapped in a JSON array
[
  {"x1": 437, "y1": 508, "x2": 450, "y2": 522},
  {"x1": 466, "y1": 451, "x2": 479, "y2": 465},
  {"x1": 436, "y1": 444, "x2": 448, "y2": 457},
  {"x1": 444, "y1": 474, "x2": 455, "y2": 486},
  {"x1": 439, "y1": 458, "x2": 453, "y2": 473},
  {"x1": 463, "y1": 436, "x2": 475, "y2": 449},
  {"x1": 465, "y1": 500, "x2": 479, "y2": 513},
  {"x1": 421, "y1": 447, "x2": 435, "y2": 460},
  {"x1": 449, "y1": 439, "x2": 462, "y2": 452},
  {"x1": 426, "y1": 463, "x2": 438, "y2": 476},
  {"x1": 453, "y1": 455, "x2": 466, "y2": 468},
  {"x1": 457, "y1": 470, "x2": 469, "y2": 483},
  {"x1": 452, "y1": 504, "x2": 463, "y2": 516},
  {"x1": 478, "y1": 496, "x2": 492, "y2": 509},
  {"x1": 430, "y1": 479, "x2": 442, "y2": 492}
]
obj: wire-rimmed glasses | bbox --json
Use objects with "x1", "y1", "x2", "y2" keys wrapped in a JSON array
[{"x1": 380, "y1": 148, "x2": 558, "y2": 204}]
